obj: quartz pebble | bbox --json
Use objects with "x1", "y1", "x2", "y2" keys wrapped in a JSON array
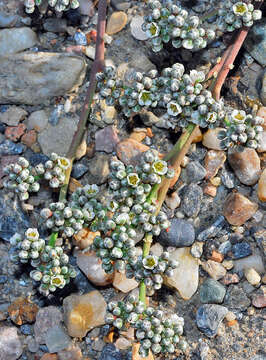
[
  {"x1": 106, "y1": 11, "x2": 127, "y2": 35},
  {"x1": 202, "y1": 128, "x2": 225, "y2": 150},
  {"x1": 165, "y1": 191, "x2": 181, "y2": 209},
  {"x1": 130, "y1": 16, "x2": 149, "y2": 40},
  {"x1": 191, "y1": 241, "x2": 204, "y2": 258},
  {"x1": 0, "y1": 327, "x2": 23, "y2": 360},
  {"x1": 223, "y1": 193, "x2": 258, "y2": 226},
  {"x1": 63, "y1": 291, "x2": 106, "y2": 338},
  {"x1": 228, "y1": 147, "x2": 261, "y2": 186},
  {"x1": 201, "y1": 260, "x2": 226, "y2": 280},
  {"x1": 113, "y1": 271, "x2": 138, "y2": 293},
  {"x1": 244, "y1": 268, "x2": 261, "y2": 286},
  {"x1": 258, "y1": 168, "x2": 266, "y2": 202},
  {"x1": 196, "y1": 304, "x2": 228, "y2": 338},
  {"x1": 77, "y1": 250, "x2": 114, "y2": 286},
  {"x1": 204, "y1": 150, "x2": 226, "y2": 179},
  {"x1": 200, "y1": 278, "x2": 226, "y2": 304},
  {"x1": 164, "y1": 247, "x2": 199, "y2": 300}
]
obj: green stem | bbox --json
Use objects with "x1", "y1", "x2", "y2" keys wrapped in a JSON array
[
  {"x1": 164, "y1": 123, "x2": 196, "y2": 162},
  {"x1": 139, "y1": 233, "x2": 153, "y2": 306},
  {"x1": 48, "y1": 232, "x2": 58, "y2": 247}
]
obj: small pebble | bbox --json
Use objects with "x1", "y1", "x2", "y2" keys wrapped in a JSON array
[
  {"x1": 130, "y1": 16, "x2": 149, "y2": 41},
  {"x1": 232, "y1": 242, "x2": 252, "y2": 259},
  {"x1": 244, "y1": 268, "x2": 261, "y2": 286}
]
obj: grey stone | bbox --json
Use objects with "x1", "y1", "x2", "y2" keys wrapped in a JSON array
[
  {"x1": 186, "y1": 161, "x2": 206, "y2": 183},
  {"x1": 182, "y1": 183, "x2": 203, "y2": 217},
  {"x1": 0, "y1": 106, "x2": 27, "y2": 126},
  {"x1": 200, "y1": 278, "x2": 226, "y2": 304},
  {"x1": 0, "y1": 52, "x2": 86, "y2": 105},
  {"x1": 95, "y1": 126, "x2": 119, "y2": 153},
  {"x1": 244, "y1": 19, "x2": 266, "y2": 66},
  {"x1": 79, "y1": 0, "x2": 95, "y2": 15},
  {"x1": 221, "y1": 169, "x2": 235, "y2": 189},
  {"x1": 130, "y1": 16, "x2": 149, "y2": 41},
  {"x1": 38, "y1": 115, "x2": 78, "y2": 156},
  {"x1": 45, "y1": 325, "x2": 71, "y2": 353},
  {"x1": 0, "y1": 27, "x2": 37, "y2": 55},
  {"x1": 86, "y1": 153, "x2": 110, "y2": 185},
  {"x1": 260, "y1": 69, "x2": 266, "y2": 105},
  {"x1": 196, "y1": 304, "x2": 228, "y2": 338},
  {"x1": 34, "y1": 306, "x2": 63, "y2": 344},
  {"x1": 111, "y1": 0, "x2": 131, "y2": 11},
  {"x1": 232, "y1": 242, "x2": 252, "y2": 259},
  {"x1": 100, "y1": 344, "x2": 123, "y2": 360},
  {"x1": 43, "y1": 18, "x2": 68, "y2": 33},
  {"x1": 197, "y1": 216, "x2": 225, "y2": 241},
  {"x1": 0, "y1": 191, "x2": 30, "y2": 241},
  {"x1": 159, "y1": 218, "x2": 195, "y2": 247},
  {"x1": 0, "y1": 327, "x2": 22, "y2": 360},
  {"x1": 71, "y1": 163, "x2": 89, "y2": 179},
  {"x1": 26, "y1": 110, "x2": 48, "y2": 132},
  {"x1": 224, "y1": 285, "x2": 251, "y2": 311},
  {"x1": 0, "y1": 12, "x2": 18, "y2": 28}
]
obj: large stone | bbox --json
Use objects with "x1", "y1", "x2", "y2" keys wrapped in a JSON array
[
  {"x1": 228, "y1": 147, "x2": 261, "y2": 185},
  {"x1": 0, "y1": 52, "x2": 86, "y2": 105},
  {"x1": 26, "y1": 110, "x2": 49, "y2": 132},
  {"x1": 0, "y1": 106, "x2": 27, "y2": 126},
  {"x1": 38, "y1": 115, "x2": 78, "y2": 156},
  {"x1": 0, "y1": 327, "x2": 22, "y2": 360},
  {"x1": 164, "y1": 247, "x2": 199, "y2": 300},
  {"x1": 196, "y1": 304, "x2": 228, "y2": 338},
  {"x1": 244, "y1": 19, "x2": 266, "y2": 66},
  {"x1": 257, "y1": 131, "x2": 266, "y2": 152},
  {"x1": 63, "y1": 291, "x2": 107, "y2": 338},
  {"x1": 258, "y1": 168, "x2": 266, "y2": 202},
  {"x1": 0, "y1": 191, "x2": 30, "y2": 241},
  {"x1": 223, "y1": 192, "x2": 258, "y2": 226},
  {"x1": 106, "y1": 11, "x2": 127, "y2": 35},
  {"x1": 95, "y1": 126, "x2": 119, "y2": 153},
  {"x1": 182, "y1": 183, "x2": 203, "y2": 217},
  {"x1": 0, "y1": 27, "x2": 37, "y2": 55},
  {"x1": 200, "y1": 278, "x2": 226, "y2": 304},
  {"x1": 159, "y1": 218, "x2": 195, "y2": 248},
  {"x1": 76, "y1": 250, "x2": 114, "y2": 286},
  {"x1": 34, "y1": 306, "x2": 63, "y2": 344},
  {"x1": 45, "y1": 325, "x2": 72, "y2": 353}
]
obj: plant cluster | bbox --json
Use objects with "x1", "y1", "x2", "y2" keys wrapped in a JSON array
[
  {"x1": 95, "y1": 63, "x2": 225, "y2": 129},
  {"x1": 105, "y1": 295, "x2": 187, "y2": 357},
  {"x1": 217, "y1": 0, "x2": 262, "y2": 33},
  {"x1": 218, "y1": 109, "x2": 264, "y2": 149},
  {"x1": 24, "y1": 0, "x2": 80, "y2": 14},
  {"x1": 3, "y1": 157, "x2": 40, "y2": 201},
  {"x1": 3, "y1": 154, "x2": 70, "y2": 197},
  {"x1": 10, "y1": 229, "x2": 77, "y2": 296},
  {"x1": 142, "y1": 0, "x2": 262, "y2": 53}
]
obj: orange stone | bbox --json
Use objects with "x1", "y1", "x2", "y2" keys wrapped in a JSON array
[
  {"x1": 8, "y1": 297, "x2": 39, "y2": 325},
  {"x1": 130, "y1": 129, "x2": 147, "y2": 142},
  {"x1": 41, "y1": 354, "x2": 58, "y2": 360},
  {"x1": 227, "y1": 319, "x2": 238, "y2": 327},
  {"x1": 5, "y1": 123, "x2": 26, "y2": 142},
  {"x1": 210, "y1": 250, "x2": 224, "y2": 263},
  {"x1": 223, "y1": 192, "x2": 258, "y2": 226},
  {"x1": 191, "y1": 127, "x2": 203, "y2": 143},
  {"x1": 116, "y1": 138, "x2": 149, "y2": 165},
  {"x1": 106, "y1": 11, "x2": 128, "y2": 35},
  {"x1": 74, "y1": 228, "x2": 100, "y2": 250},
  {"x1": 21, "y1": 130, "x2": 37, "y2": 147},
  {"x1": 203, "y1": 183, "x2": 217, "y2": 197}
]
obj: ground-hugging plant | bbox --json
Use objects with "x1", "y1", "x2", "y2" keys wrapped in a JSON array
[
  {"x1": 142, "y1": 0, "x2": 262, "y2": 52},
  {"x1": 24, "y1": 0, "x2": 80, "y2": 14}
]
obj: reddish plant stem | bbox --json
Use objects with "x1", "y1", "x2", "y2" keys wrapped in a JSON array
[
  {"x1": 58, "y1": 0, "x2": 107, "y2": 202},
  {"x1": 206, "y1": 45, "x2": 232, "y2": 81},
  {"x1": 212, "y1": 28, "x2": 249, "y2": 101}
]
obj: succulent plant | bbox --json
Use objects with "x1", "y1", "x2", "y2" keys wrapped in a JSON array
[{"x1": 24, "y1": 0, "x2": 80, "y2": 13}]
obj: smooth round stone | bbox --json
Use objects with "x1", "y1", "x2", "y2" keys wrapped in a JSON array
[
  {"x1": 159, "y1": 218, "x2": 195, "y2": 247},
  {"x1": 130, "y1": 16, "x2": 149, "y2": 41},
  {"x1": 185, "y1": 161, "x2": 206, "y2": 183},
  {"x1": 244, "y1": 268, "x2": 261, "y2": 286},
  {"x1": 106, "y1": 11, "x2": 127, "y2": 35},
  {"x1": 200, "y1": 278, "x2": 226, "y2": 304}
]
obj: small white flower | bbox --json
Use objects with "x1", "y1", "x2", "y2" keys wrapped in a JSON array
[
  {"x1": 146, "y1": 22, "x2": 160, "y2": 38},
  {"x1": 189, "y1": 70, "x2": 205, "y2": 83},
  {"x1": 138, "y1": 91, "x2": 152, "y2": 106},
  {"x1": 167, "y1": 101, "x2": 182, "y2": 117},
  {"x1": 127, "y1": 173, "x2": 140, "y2": 187},
  {"x1": 152, "y1": 160, "x2": 168, "y2": 176},
  {"x1": 25, "y1": 228, "x2": 39, "y2": 241},
  {"x1": 233, "y1": 2, "x2": 248, "y2": 16},
  {"x1": 207, "y1": 112, "x2": 218, "y2": 123},
  {"x1": 84, "y1": 184, "x2": 99, "y2": 198},
  {"x1": 143, "y1": 255, "x2": 158, "y2": 270},
  {"x1": 57, "y1": 157, "x2": 70, "y2": 170},
  {"x1": 182, "y1": 39, "x2": 194, "y2": 50},
  {"x1": 50, "y1": 275, "x2": 66, "y2": 288},
  {"x1": 252, "y1": 9, "x2": 262, "y2": 21},
  {"x1": 231, "y1": 109, "x2": 246, "y2": 123}
]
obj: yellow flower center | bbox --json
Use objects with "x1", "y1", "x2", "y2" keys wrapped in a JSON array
[
  {"x1": 146, "y1": 257, "x2": 156, "y2": 267},
  {"x1": 141, "y1": 92, "x2": 151, "y2": 102},
  {"x1": 28, "y1": 232, "x2": 36, "y2": 238},
  {"x1": 52, "y1": 277, "x2": 62, "y2": 285},
  {"x1": 236, "y1": 3, "x2": 247, "y2": 14},
  {"x1": 59, "y1": 158, "x2": 69, "y2": 167},
  {"x1": 235, "y1": 113, "x2": 244, "y2": 121},
  {"x1": 154, "y1": 161, "x2": 164, "y2": 172},
  {"x1": 128, "y1": 175, "x2": 139, "y2": 186},
  {"x1": 150, "y1": 24, "x2": 158, "y2": 36}
]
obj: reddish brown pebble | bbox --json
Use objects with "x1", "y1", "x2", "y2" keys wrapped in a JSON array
[
  {"x1": 203, "y1": 183, "x2": 217, "y2": 197},
  {"x1": 210, "y1": 250, "x2": 224, "y2": 263},
  {"x1": 130, "y1": 129, "x2": 147, "y2": 143},
  {"x1": 8, "y1": 297, "x2": 39, "y2": 325},
  {"x1": 223, "y1": 192, "x2": 258, "y2": 226},
  {"x1": 116, "y1": 138, "x2": 149, "y2": 165},
  {"x1": 252, "y1": 294, "x2": 266, "y2": 308},
  {"x1": 221, "y1": 273, "x2": 240, "y2": 285},
  {"x1": 227, "y1": 319, "x2": 238, "y2": 327},
  {"x1": 41, "y1": 354, "x2": 58, "y2": 360},
  {"x1": 21, "y1": 130, "x2": 37, "y2": 147},
  {"x1": 5, "y1": 123, "x2": 26, "y2": 142}
]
